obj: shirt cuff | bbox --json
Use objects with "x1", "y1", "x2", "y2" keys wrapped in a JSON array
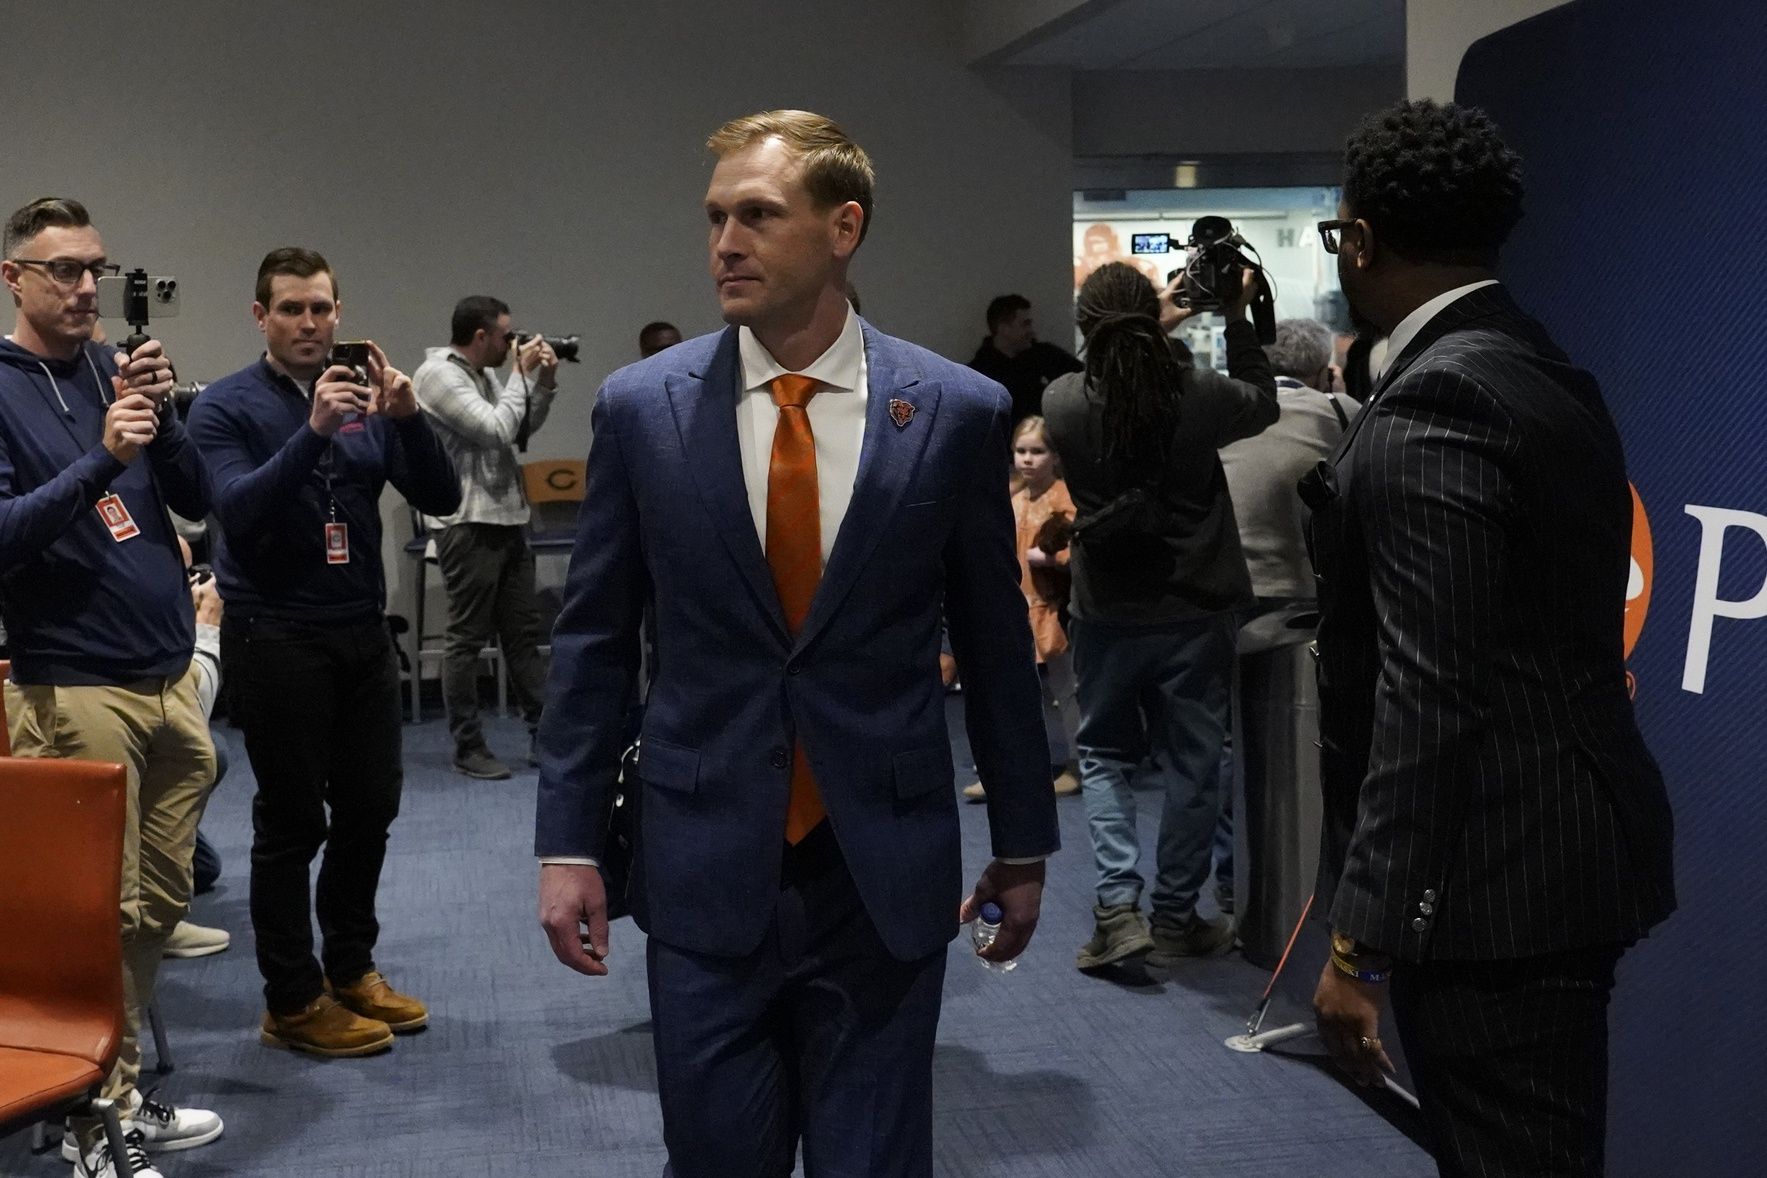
[
  {"x1": 996, "y1": 855, "x2": 1051, "y2": 865},
  {"x1": 539, "y1": 856, "x2": 600, "y2": 867}
]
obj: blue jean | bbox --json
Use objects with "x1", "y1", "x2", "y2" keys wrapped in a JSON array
[{"x1": 1071, "y1": 612, "x2": 1236, "y2": 923}]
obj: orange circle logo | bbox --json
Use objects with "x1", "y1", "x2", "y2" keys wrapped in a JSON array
[{"x1": 1624, "y1": 483, "x2": 1652, "y2": 659}]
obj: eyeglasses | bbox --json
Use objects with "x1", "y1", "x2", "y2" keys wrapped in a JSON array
[
  {"x1": 1316, "y1": 220, "x2": 1358, "y2": 255},
  {"x1": 11, "y1": 258, "x2": 121, "y2": 285}
]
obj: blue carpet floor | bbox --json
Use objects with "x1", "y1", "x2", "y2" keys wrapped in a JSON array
[{"x1": 4, "y1": 701, "x2": 1432, "y2": 1177}]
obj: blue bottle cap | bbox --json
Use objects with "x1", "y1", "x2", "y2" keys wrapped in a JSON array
[{"x1": 980, "y1": 901, "x2": 1004, "y2": 924}]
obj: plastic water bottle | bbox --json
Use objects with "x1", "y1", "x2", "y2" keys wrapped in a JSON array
[{"x1": 971, "y1": 901, "x2": 1018, "y2": 973}]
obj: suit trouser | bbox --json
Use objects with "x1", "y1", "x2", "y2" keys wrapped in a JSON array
[
  {"x1": 1392, "y1": 945, "x2": 1626, "y2": 1178},
  {"x1": 434, "y1": 522, "x2": 548, "y2": 752},
  {"x1": 647, "y1": 825, "x2": 948, "y2": 1178},
  {"x1": 5, "y1": 670, "x2": 215, "y2": 1143},
  {"x1": 222, "y1": 615, "x2": 403, "y2": 1013},
  {"x1": 1070, "y1": 612, "x2": 1236, "y2": 922}
]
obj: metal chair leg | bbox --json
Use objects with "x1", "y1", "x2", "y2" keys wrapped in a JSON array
[
  {"x1": 92, "y1": 1096, "x2": 135, "y2": 1177},
  {"x1": 147, "y1": 1002, "x2": 175, "y2": 1074}
]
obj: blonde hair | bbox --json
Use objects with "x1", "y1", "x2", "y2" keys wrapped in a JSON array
[
  {"x1": 1012, "y1": 416, "x2": 1062, "y2": 477},
  {"x1": 707, "y1": 110, "x2": 875, "y2": 245}
]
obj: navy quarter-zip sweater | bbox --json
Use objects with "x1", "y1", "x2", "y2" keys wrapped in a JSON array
[
  {"x1": 186, "y1": 358, "x2": 460, "y2": 621},
  {"x1": 0, "y1": 337, "x2": 211, "y2": 685}
]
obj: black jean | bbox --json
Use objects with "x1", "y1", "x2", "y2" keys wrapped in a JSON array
[{"x1": 222, "y1": 614, "x2": 403, "y2": 1014}]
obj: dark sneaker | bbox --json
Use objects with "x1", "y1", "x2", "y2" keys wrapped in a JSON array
[
  {"x1": 329, "y1": 970, "x2": 429, "y2": 1032},
  {"x1": 1147, "y1": 913, "x2": 1236, "y2": 966},
  {"x1": 453, "y1": 747, "x2": 511, "y2": 780},
  {"x1": 260, "y1": 994, "x2": 394, "y2": 1057},
  {"x1": 1075, "y1": 903, "x2": 1155, "y2": 970}
]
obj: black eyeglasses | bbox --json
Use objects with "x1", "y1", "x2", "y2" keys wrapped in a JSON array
[
  {"x1": 11, "y1": 258, "x2": 121, "y2": 285},
  {"x1": 1316, "y1": 220, "x2": 1358, "y2": 255}
]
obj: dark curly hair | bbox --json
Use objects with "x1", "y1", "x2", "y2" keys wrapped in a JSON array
[{"x1": 1343, "y1": 99, "x2": 1524, "y2": 267}]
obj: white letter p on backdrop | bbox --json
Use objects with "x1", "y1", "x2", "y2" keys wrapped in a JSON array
[{"x1": 1683, "y1": 505, "x2": 1767, "y2": 694}]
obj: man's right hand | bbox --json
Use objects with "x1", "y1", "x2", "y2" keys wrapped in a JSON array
[
  {"x1": 309, "y1": 363, "x2": 374, "y2": 437},
  {"x1": 516, "y1": 334, "x2": 560, "y2": 389},
  {"x1": 1226, "y1": 266, "x2": 1262, "y2": 321},
  {"x1": 539, "y1": 863, "x2": 611, "y2": 977},
  {"x1": 103, "y1": 392, "x2": 160, "y2": 462}
]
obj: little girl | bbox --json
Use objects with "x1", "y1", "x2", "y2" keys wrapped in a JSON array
[{"x1": 964, "y1": 416, "x2": 1081, "y2": 800}]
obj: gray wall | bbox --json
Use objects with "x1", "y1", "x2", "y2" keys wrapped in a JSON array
[{"x1": 2, "y1": 1, "x2": 1075, "y2": 616}]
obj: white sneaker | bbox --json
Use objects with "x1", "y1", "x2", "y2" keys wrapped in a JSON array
[
  {"x1": 63, "y1": 1091, "x2": 223, "y2": 1160},
  {"x1": 74, "y1": 1128, "x2": 164, "y2": 1178},
  {"x1": 162, "y1": 920, "x2": 230, "y2": 958}
]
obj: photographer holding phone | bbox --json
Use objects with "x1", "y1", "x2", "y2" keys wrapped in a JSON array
[
  {"x1": 413, "y1": 296, "x2": 562, "y2": 780},
  {"x1": 186, "y1": 247, "x2": 460, "y2": 1060},
  {"x1": 0, "y1": 197, "x2": 221, "y2": 1178}
]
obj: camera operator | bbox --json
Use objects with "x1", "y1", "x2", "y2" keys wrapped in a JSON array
[
  {"x1": 413, "y1": 296, "x2": 561, "y2": 779},
  {"x1": 0, "y1": 197, "x2": 221, "y2": 1178},
  {"x1": 186, "y1": 247, "x2": 460, "y2": 1059},
  {"x1": 1042, "y1": 260, "x2": 1276, "y2": 974}
]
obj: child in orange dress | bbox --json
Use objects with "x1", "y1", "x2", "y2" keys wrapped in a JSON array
[{"x1": 964, "y1": 416, "x2": 1080, "y2": 800}]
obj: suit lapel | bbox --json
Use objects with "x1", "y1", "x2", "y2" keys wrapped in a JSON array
[
  {"x1": 665, "y1": 329, "x2": 791, "y2": 646},
  {"x1": 794, "y1": 326, "x2": 939, "y2": 653}
]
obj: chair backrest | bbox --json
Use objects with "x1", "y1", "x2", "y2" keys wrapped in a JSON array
[
  {"x1": 0, "y1": 757, "x2": 126, "y2": 1071},
  {"x1": 523, "y1": 460, "x2": 586, "y2": 506},
  {"x1": 0, "y1": 660, "x2": 10, "y2": 755}
]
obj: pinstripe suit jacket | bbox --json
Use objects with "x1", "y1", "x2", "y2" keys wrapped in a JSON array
[{"x1": 1306, "y1": 285, "x2": 1675, "y2": 962}]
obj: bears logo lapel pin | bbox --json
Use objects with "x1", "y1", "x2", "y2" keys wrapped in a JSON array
[{"x1": 889, "y1": 398, "x2": 915, "y2": 429}]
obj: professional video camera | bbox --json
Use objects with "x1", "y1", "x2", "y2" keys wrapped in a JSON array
[
  {"x1": 96, "y1": 268, "x2": 180, "y2": 353},
  {"x1": 513, "y1": 332, "x2": 581, "y2": 363},
  {"x1": 1170, "y1": 216, "x2": 1275, "y2": 344}
]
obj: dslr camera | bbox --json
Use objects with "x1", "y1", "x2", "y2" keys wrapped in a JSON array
[
  {"x1": 513, "y1": 332, "x2": 581, "y2": 364},
  {"x1": 1169, "y1": 216, "x2": 1276, "y2": 344}
]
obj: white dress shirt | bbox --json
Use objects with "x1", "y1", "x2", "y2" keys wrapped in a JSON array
[
  {"x1": 735, "y1": 306, "x2": 868, "y2": 561},
  {"x1": 1378, "y1": 279, "x2": 1501, "y2": 380}
]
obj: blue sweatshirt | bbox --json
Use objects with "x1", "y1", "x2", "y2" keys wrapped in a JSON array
[
  {"x1": 0, "y1": 337, "x2": 211, "y2": 685},
  {"x1": 186, "y1": 358, "x2": 461, "y2": 621}
]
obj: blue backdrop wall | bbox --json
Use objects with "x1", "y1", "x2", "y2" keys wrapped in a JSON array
[{"x1": 1458, "y1": 3, "x2": 1767, "y2": 1174}]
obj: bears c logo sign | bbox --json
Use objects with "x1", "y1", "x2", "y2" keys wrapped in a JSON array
[{"x1": 1625, "y1": 484, "x2": 1653, "y2": 694}]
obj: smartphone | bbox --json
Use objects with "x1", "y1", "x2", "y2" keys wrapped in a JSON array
[
  {"x1": 328, "y1": 341, "x2": 371, "y2": 384},
  {"x1": 96, "y1": 272, "x2": 180, "y2": 321}
]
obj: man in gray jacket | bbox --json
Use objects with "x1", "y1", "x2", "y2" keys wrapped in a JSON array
[{"x1": 413, "y1": 296, "x2": 562, "y2": 778}]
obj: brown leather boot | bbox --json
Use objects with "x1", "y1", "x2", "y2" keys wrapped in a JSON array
[
  {"x1": 329, "y1": 970, "x2": 429, "y2": 1032},
  {"x1": 260, "y1": 994, "x2": 394, "y2": 1057}
]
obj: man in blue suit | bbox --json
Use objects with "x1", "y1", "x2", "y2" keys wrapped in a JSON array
[{"x1": 536, "y1": 110, "x2": 1059, "y2": 1177}]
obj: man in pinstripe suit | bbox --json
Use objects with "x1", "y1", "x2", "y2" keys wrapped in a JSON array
[{"x1": 1305, "y1": 100, "x2": 1676, "y2": 1177}]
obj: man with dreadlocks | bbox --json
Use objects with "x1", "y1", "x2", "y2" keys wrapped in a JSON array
[{"x1": 1042, "y1": 259, "x2": 1277, "y2": 972}]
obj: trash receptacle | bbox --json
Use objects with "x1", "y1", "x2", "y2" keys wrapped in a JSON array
[{"x1": 1234, "y1": 630, "x2": 1323, "y2": 970}]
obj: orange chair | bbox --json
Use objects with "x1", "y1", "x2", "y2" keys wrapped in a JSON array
[
  {"x1": 0, "y1": 756, "x2": 136, "y2": 1175},
  {"x1": 521, "y1": 459, "x2": 586, "y2": 506}
]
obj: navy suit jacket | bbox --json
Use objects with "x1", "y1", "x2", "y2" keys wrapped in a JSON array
[
  {"x1": 1306, "y1": 285, "x2": 1676, "y2": 962},
  {"x1": 536, "y1": 322, "x2": 1059, "y2": 962}
]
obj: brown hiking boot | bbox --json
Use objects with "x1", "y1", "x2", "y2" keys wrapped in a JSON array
[
  {"x1": 329, "y1": 970, "x2": 429, "y2": 1032},
  {"x1": 1147, "y1": 913, "x2": 1236, "y2": 967},
  {"x1": 1075, "y1": 903, "x2": 1155, "y2": 971},
  {"x1": 260, "y1": 994, "x2": 394, "y2": 1057}
]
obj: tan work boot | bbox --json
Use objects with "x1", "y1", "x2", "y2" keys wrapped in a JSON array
[
  {"x1": 1147, "y1": 913, "x2": 1236, "y2": 967},
  {"x1": 1075, "y1": 903, "x2": 1155, "y2": 970},
  {"x1": 260, "y1": 994, "x2": 393, "y2": 1057},
  {"x1": 962, "y1": 780, "x2": 987, "y2": 802},
  {"x1": 1052, "y1": 763, "x2": 1081, "y2": 796},
  {"x1": 329, "y1": 970, "x2": 429, "y2": 1032}
]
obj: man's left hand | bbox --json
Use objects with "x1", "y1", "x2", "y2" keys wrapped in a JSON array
[
  {"x1": 1313, "y1": 960, "x2": 1396, "y2": 1086},
  {"x1": 960, "y1": 858, "x2": 1045, "y2": 963},
  {"x1": 365, "y1": 340, "x2": 420, "y2": 419},
  {"x1": 114, "y1": 339, "x2": 176, "y2": 406}
]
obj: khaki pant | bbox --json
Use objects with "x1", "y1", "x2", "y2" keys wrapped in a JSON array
[{"x1": 5, "y1": 668, "x2": 215, "y2": 1139}]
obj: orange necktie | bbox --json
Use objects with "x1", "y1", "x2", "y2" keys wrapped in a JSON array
[{"x1": 765, "y1": 373, "x2": 827, "y2": 844}]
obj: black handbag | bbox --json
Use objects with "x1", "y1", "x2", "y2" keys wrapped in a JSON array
[{"x1": 601, "y1": 738, "x2": 641, "y2": 921}]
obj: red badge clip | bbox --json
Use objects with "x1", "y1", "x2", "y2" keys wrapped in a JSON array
[
  {"x1": 325, "y1": 522, "x2": 350, "y2": 564},
  {"x1": 889, "y1": 398, "x2": 915, "y2": 429}
]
